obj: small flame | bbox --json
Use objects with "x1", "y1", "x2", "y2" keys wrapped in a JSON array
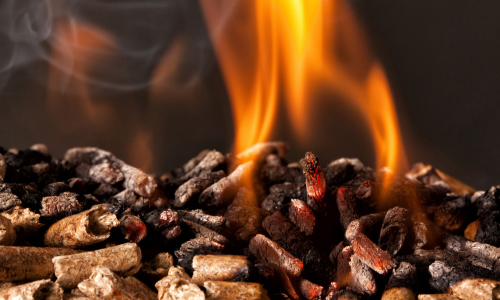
[{"x1": 201, "y1": 0, "x2": 407, "y2": 189}]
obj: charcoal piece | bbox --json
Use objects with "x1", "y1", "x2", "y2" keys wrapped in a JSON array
[
  {"x1": 475, "y1": 210, "x2": 500, "y2": 246},
  {"x1": 106, "y1": 189, "x2": 137, "y2": 216},
  {"x1": 323, "y1": 158, "x2": 364, "y2": 188},
  {"x1": 140, "y1": 209, "x2": 181, "y2": 243},
  {"x1": 410, "y1": 215, "x2": 439, "y2": 250},
  {"x1": 77, "y1": 267, "x2": 155, "y2": 300},
  {"x1": 40, "y1": 193, "x2": 84, "y2": 221},
  {"x1": 349, "y1": 254, "x2": 377, "y2": 295},
  {"x1": 14, "y1": 162, "x2": 50, "y2": 184},
  {"x1": 4, "y1": 149, "x2": 50, "y2": 168},
  {"x1": 442, "y1": 234, "x2": 500, "y2": 273},
  {"x1": 260, "y1": 155, "x2": 304, "y2": 188},
  {"x1": 378, "y1": 207, "x2": 410, "y2": 256},
  {"x1": 354, "y1": 180, "x2": 372, "y2": 199},
  {"x1": 75, "y1": 164, "x2": 92, "y2": 182},
  {"x1": 345, "y1": 211, "x2": 386, "y2": 243},
  {"x1": 380, "y1": 288, "x2": 416, "y2": 300},
  {"x1": 433, "y1": 194, "x2": 470, "y2": 233},
  {"x1": 464, "y1": 218, "x2": 481, "y2": 241},
  {"x1": 53, "y1": 243, "x2": 142, "y2": 289},
  {"x1": 0, "y1": 183, "x2": 42, "y2": 212},
  {"x1": 92, "y1": 183, "x2": 120, "y2": 200},
  {"x1": 225, "y1": 205, "x2": 270, "y2": 242},
  {"x1": 177, "y1": 209, "x2": 226, "y2": 232},
  {"x1": 120, "y1": 214, "x2": 147, "y2": 243},
  {"x1": 174, "y1": 170, "x2": 225, "y2": 208},
  {"x1": 63, "y1": 147, "x2": 158, "y2": 197},
  {"x1": 473, "y1": 186, "x2": 500, "y2": 218},
  {"x1": 450, "y1": 278, "x2": 500, "y2": 300},
  {"x1": 180, "y1": 150, "x2": 226, "y2": 182},
  {"x1": 0, "y1": 279, "x2": 63, "y2": 300},
  {"x1": 262, "y1": 211, "x2": 333, "y2": 285},
  {"x1": 181, "y1": 219, "x2": 229, "y2": 245},
  {"x1": 330, "y1": 241, "x2": 347, "y2": 266},
  {"x1": 155, "y1": 266, "x2": 204, "y2": 300},
  {"x1": 351, "y1": 234, "x2": 396, "y2": 275},
  {"x1": 139, "y1": 252, "x2": 174, "y2": 283},
  {"x1": 68, "y1": 178, "x2": 86, "y2": 194},
  {"x1": 300, "y1": 152, "x2": 327, "y2": 213},
  {"x1": 174, "y1": 237, "x2": 225, "y2": 273},
  {"x1": 288, "y1": 199, "x2": 315, "y2": 236},
  {"x1": 43, "y1": 204, "x2": 119, "y2": 248},
  {"x1": 79, "y1": 194, "x2": 100, "y2": 210},
  {"x1": 428, "y1": 261, "x2": 472, "y2": 293},
  {"x1": 0, "y1": 246, "x2": 78, "y2": 282},
  {"x1": 0, "y1": 154, "x2": 6, "y2": 182},
  {"x1": 298, "y1": 277, "x2": 323, "y2": 300},
  {"x1": 174, "y1": 149, "x2": 211, "y2": 177},
  {"x1": 235, "y1": 141, "x2": 288, "y2": 164},
  {"x1": 336, "y1": 245, "x2": 353, "y2": 287},
  {"x1": 336, "y1": 187, "x2": 360, "y2": 232},
  {"x1": 262, "y1": 183, "x2": 307, "y2": 213},
  {"x1": 231, "y1": 187, "x2": 259, "y2": 207},
  {"x1": 1, "y1": 206, "x2": 44, "y2": 242},
  {"x1": 203, "y1": 281, "x2": 270, "y2": 300},
  {"x1": 0, "y1": 193, "x2": 22, "y2": 212},
  {"x1": 0, "y1": 214, "x2": 15, "y2": 246},
  {"x1": 256, "y1": 263, "x2": 299, "y2": 299},
  {"x1": 199, "y1": 161, "x2": 254, "y2": 207},
  {"x1": 43, "y1": 182, "x2": 71, "y2": 197},
  {"x1": 88, "y1": 162, "x2": 124, "y2": 185},
  {"x1": 191, "y1": 255, "x2": 251, "y2": 285},
  {"x1": 249, "y1": 234, "x2": 304, "y2": 278},
  {"x1": 385, "y1": 262, "x2": 418, "y2": 291}
]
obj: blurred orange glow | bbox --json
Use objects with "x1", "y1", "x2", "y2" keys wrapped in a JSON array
[{"x1": 200, "y1": 0, "x2": 407, "y2": 189}]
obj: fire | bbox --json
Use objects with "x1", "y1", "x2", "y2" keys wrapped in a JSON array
[{"x1": 200, "y1": 0, "x2": 407, "y2": 188}]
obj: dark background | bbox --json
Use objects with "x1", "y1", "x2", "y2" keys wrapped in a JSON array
[{"x1": 1, "y1": 0, "x2": 499, "y2": 190}]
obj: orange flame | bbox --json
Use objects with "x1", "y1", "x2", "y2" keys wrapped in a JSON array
[{"x1": 200, "y1": 0, "x2": 407, "y2": 189}]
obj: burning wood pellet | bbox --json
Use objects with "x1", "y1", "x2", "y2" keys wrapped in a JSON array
[
  {"x1": 249, "y1": 234, "x2": 304, "y2": 278},
  {"x1": 138, "y1": 252, "x2": 174, "y2": 283},
  {"x1": 40, "y1": 193, "x2": 84, "y2": 222},
  {"x1": 1, "y1": 206, "x2": 44, "y2": 242},
  {"x1": 43, "y1": 182, "x2": 71, "y2": 197},
  {"x1": 349, "y1": 254, "x2": 377, "y2": 295},
  {"x1": 225, "y1": 204, "x2": 270, "y2": 242},
  {"x1": 335, "y1": 245, "x2": 353, "y2": 287},
  {"x1": 0, "y1": 246, "x2": 78, "y2": 282},
  {"x1": 299, "y1": 277, "x2": 324, "y2": 300},
  {"x1": 262, "y1": 211, "x2": 333, "y2": 285},
  {"x1": 428, "y1": 261, "x2": 472, "y2": 293},
  {"x1": 199, "y1": 161, "x2": 254, "y2": 207},
  {"x1": 385, "y1": 262, "x2": 418, "y2": 291},
  {"x1": 181, "y1": 219, "x2": 228, "y2": 245},
  {"x1": 77, "y1": 267, "x2": 155, "y2": 300},
  {"x1": 336, "y1": 187, "x2": 360, "y2": 233},
  {"x1": 351, "y1": 233, "x2": 396, "y2": 275},
  {"x1": 120, "y1": 214, "x2": 147, "y2": 243},
  {"x1": 107, "y1": 189, "x2": 137, "y2": 216},
  {"x1": 234, "y1": 141, "x2": 288, "y2": 165},
  {"x1": 410, "y1": 214, "x2": 440, "y2": 250},
  {"x1": 63, "y1": 147, "x2": 157, "y2": 197},
  {"x1": 0, "y1": 279, "x2": 63, "y2": 300},
  {"x1": 174, "y1": 170, "x2": 225, "y2": 208},
  {"x1": 472, "y1": 186, "x2": 499, "y2": 218},
  {"x1": 300, "y1": 152, "x2": 327, "y2": 213},
  {"x1": 177, "y1": 209, "x2": 226, "y2": 232},
  {"x1": 174, "y1": 237, "x2": 225, "y2": 273},
  {"x1": 323, "y1": 157, "x2": 365, "y2": 188},
  {"x1": 442, "y1": 234, "x2": 500, "y2": 272},
  {"x1": 88, "y1": 162, "x2": 124, "y2": 185},
  {"x1": 432, "y1": 194, "x2": 471, "y2": 233},
  {"x1": 155, "y1": 266, "x2": 205, "y2": 300},
  {"x1": 378, "y1": 207, "x2": 410, "y2": 256},
  {"x1": 288, "y1": 199, "x2": 315, "y2": 236},
  {"x1": 191, "y1": 254, "x2": 251, "y2": 285},
  {"x1": 261, "y1": 183, "x2": 307, "y2": 213},
  {"x1": 203, "y1": 281, "x2": 270, "y2": 300},
  {"x1": 345, "y1": 211, "x2": 386, "y2": 243},
  {"x1": 449, "y1": 278, "x2": 500, "y2": 300},
  {"x1": 52, "y1": 243, "x2": 142, "y2": 289},
  {"x1": 172, "y1": 149, "x2": 211, "y2": 178},
  {"x1": 180, "y1": 150, "x2": 226, "y2": 182},
  {"x1": 0, "y1": 214, "x2": 15, "y2": 246},
  {"x1": 44, "y1": 204, "x2": 119, "y2": 248},
  {"x1": 140, "y1": 209, "x2": 181, "y2": 243}
]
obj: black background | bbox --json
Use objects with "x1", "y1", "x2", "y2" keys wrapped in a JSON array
[{"x1": 1, "y1": 0, "x2": 499, "y2": 190}]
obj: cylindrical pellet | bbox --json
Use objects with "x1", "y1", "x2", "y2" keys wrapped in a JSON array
[
  {"x1": 0, "y1": 279, "x2": 63, "y2": 300},
  {"x1": 0, "y1": 215, "x2": 15, "y2": 246},
  {"x1": 191, "y1": 255, "x2": 251, "y2": 285},
  {"x1": 44, "y1": 204, "x2": 119, "y2": 248},
  {"x1": 0, "y1": 246, "x2": 79, "y2": 282},
  {"x1": 53, "y1": 243, "x2": 142, "y2": 289}
]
